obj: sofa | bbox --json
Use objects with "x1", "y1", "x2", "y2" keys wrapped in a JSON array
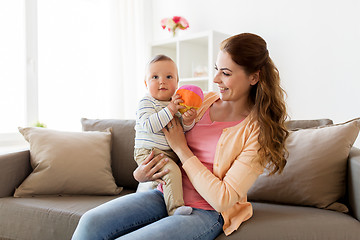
[{"x1": 0, "y1": 118, "x2": 359, "y2": 240}]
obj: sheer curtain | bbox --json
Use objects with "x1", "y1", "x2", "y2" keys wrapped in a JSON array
[
  {"x1": 0, "y1": 0, "x2": 28, "y2": 151},
  {"x1": 0, "y1": 0, "x2": 26, "y2": 133},
  {"x1": 38, "y1": 0, "x2": 150, "y2": 131}
]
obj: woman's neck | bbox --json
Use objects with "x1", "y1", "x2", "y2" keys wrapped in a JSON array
[{"x1": 209, "y1": 98, "x2": 252, "y2": 122}]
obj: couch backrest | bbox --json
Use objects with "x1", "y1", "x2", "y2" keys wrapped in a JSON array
[
  {"x1": 285, "y1": 118, "x2": 333, "y2": 130},
  {"x1": 82, "y1": 118, "x2": 138, "y2": 190},
  {"x1": 80, "y1": 118, "x2": 335, "y2": 191}
]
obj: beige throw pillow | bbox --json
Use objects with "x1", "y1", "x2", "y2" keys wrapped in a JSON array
[
  {"x1": 247, "y1": 118, "x2": 360, "y2": 212},
  {"x1": 14, "y1": 127, "x2": 122, "y2": 197}
]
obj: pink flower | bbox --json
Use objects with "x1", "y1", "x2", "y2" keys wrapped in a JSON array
[
  {"x1": 178, "y1": 17, "x2": 189, "y2": 29},
  {"x1": 160, "y1": 18, "x2": 168, "y2": 29},
  {"x1": 160, "y1": 16, "x2": 189, "y2": 36},
  {"x1": 172, "y1": 16, "x2": 181, "y2": 24}
]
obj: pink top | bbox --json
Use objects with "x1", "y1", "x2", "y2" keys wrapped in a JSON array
[
  {"x1": 157, "y1": 109, "x2": 242, "y2": 210},
  {"x1": 181, "y1": 109, "x2": 242, "y2": 210}
]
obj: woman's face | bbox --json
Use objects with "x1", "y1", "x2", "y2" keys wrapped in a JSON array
[{"x1": 213, "y1": 51, "x2": 258, "y2": 102}]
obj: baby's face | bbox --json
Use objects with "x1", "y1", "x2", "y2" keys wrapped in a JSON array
[{"x1": 145, "y1": 60, "x2": 178, "y2": 101}]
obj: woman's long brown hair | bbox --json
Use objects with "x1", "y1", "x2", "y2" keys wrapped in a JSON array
[{"x1": 221, "y1": 33, "x2": 289, "y2": 174}]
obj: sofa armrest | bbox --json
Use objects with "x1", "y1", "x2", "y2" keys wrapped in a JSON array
[
  {"x1": 0, "y1": 150, "x2": 31, "y2": 197},
  {"x1": 348, "y1": 147, "x2": 360, "y2": 221}
]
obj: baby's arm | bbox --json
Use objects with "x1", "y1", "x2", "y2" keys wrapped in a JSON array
[
  {"x1": 137, "y1": 97, "x2": 174, "y2": 133},
  {"x1": 167, "y1": 94, "x2": 185, "y2": 116},
  {"x1": 182, "y1": 108, "x2": 196, "y2": 131}
]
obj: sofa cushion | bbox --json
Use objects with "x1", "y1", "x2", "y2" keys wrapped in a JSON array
[
  {"x1": 81, "y1": 118, "x2": 138, "y2": 190},
  {"x1": 14, "y1": 127, "x2": 122, "y2": 197},
  {"x1": 215, "y1": 202, "x2": 360, "y2": 240},
  {"x1": 0, "y1": 190, "x2": 134, "y2": 240},
  {"x1": 247, "y1": 118, "x2": 360, "y2": 212}
]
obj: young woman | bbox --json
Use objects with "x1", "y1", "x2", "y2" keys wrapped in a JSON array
[{"x1": 72, "y1": 33, "x2": 288, "y2": 240}]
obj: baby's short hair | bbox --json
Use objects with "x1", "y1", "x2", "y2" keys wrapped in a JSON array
[
  {"x1": 149, "y1": 54, "x2": 174, "y2": 64},
  {"x1": 147, "y1": 54, "x2": 179, "y2": 81}
]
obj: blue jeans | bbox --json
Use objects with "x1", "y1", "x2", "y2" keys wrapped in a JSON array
[{"x1": 72, "y1": 190, "x2": 224, "y2": 240}]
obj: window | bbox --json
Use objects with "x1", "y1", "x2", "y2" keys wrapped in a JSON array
[{"x1": 1, "y1": 0, "x2": 150, "y2": 153}]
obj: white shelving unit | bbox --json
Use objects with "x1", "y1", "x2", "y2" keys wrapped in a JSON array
[{"x1": 150, "y1": 31, "x2": 230, "y2": 92}]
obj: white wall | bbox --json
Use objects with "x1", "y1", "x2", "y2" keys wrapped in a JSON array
[{"x1": 151, "y1": 0, "x2": 360, "y2": 147}]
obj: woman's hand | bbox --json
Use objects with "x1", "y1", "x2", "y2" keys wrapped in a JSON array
[
  {"x1": 133, "y1": 151, "x2": 169, "y2": 185},
  {"x1": 162, "y1": 117, "x2": 194, "y2": 163}
]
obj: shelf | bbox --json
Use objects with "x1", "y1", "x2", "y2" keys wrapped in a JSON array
[
  {"x1": 180, "y1": 77, "x2": 208, "y2": 82},
  {"x1": 150, "y1": 31, "x2": 229, "y2": 92}
]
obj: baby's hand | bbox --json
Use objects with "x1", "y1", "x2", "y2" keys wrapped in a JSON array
[
  {"x1": 182, "y1": 108, "x2": 196, "y2": 126},
  {"x1": 167, "y1": 94, "x2": 185, "y2": 116}
]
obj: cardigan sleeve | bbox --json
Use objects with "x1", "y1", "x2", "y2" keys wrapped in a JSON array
[{"x1": 182, "y1": 122, "x2": 263, "y2": 213}]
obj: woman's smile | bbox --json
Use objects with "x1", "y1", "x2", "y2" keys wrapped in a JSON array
[{"x1": 219, "y1": 87, "x2": 229, "y2": 93}]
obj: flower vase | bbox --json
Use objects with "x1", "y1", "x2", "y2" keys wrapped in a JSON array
[{"x1": 172, "y1": 29, "x2": 177, "y2": 37}]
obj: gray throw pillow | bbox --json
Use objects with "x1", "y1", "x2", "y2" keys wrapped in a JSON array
[{"x1": 81, "y1": 118, "x2": 138, "y2": 190}]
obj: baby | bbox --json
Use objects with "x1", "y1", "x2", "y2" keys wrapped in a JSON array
[{"x1": 134, "y1": 54, "x2": 196, "y2": 215}]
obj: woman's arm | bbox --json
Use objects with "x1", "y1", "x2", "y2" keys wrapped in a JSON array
[
  {"x1": 182, "y1": 154, "x2": 262, "y2": 212},
  {"x1": 162, "y1": 117, "x2": 194, "y2": 163}
]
